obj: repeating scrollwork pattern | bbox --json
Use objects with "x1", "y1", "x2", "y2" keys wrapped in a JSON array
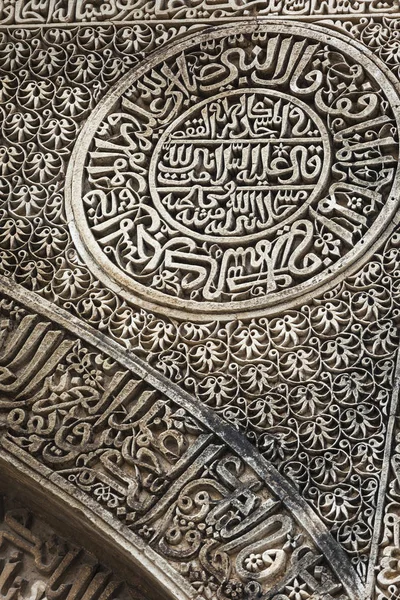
[
  {"x1": 373, "y1": 412, "x2": 400, "y2": 600},
  {"x1": 0, "y1": 19, "x2": 399, "y2": 597},
  {"x1": 318, "y1": 17, "x2": 400, "y2": 83},
  {"x1": 0, "y1": 296, "x2": 354, "y2": 600}
]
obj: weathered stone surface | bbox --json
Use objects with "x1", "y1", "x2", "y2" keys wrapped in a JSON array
[
  {"x1": 0, "y1": 4, "x2": 400, "y2": 600},
  {"x1": 0, "y1": 0, "x2": 398, "y2": 22},
  {"x1": 66, "y1": 21, "x2": 400, "y2": 320},
  {"x1": 0, "y1": 491, "x2": 151, "y2": 600},
  {"x1": 0, "y1": 293, "x2": 362, "y2": 599}
]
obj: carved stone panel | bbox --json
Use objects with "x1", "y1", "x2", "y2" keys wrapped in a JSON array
[
  {"x1": 0, "y1": 5, "x2": 400, "y2": 600},
  {"x1": 0, "y1": 493, "x2": 148, "y2": 600},
  {"x1": 0, "y1": 296, "x2": 362, "y2": 600},
  {"x1": 67, "y1": 21, "x2": 400, "y2": 320}
]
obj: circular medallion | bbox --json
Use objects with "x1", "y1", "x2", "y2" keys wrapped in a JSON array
[{"x1": 67, "y1": 22, "x2": 400, "y2": 321}]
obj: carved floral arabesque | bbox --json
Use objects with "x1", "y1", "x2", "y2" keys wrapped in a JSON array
[
  {"x1": 0, "y1": 19, "x2": 399, "y2": 597},
  {"x1": 377, "y1": 428, "x2": 400, "y2": 600},
  {"x1": 0, "y1": 296, "x2": 357, "y2": 600}
]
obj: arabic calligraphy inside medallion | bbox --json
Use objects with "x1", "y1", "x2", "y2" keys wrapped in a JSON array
[
  {"x1": 67, "y1": 22, "x2": 400, "y2": 320},
  {"x1": 150, "y1": 89, "x2": 331, "y2": 243}
]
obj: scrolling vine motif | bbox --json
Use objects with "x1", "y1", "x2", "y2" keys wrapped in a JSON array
[
  {"x1": 0, "y1": 20, "x2": 400, "y2": 595},
  {"x1": 0, "y1": 296, "x2": 357, "y2": 600}
]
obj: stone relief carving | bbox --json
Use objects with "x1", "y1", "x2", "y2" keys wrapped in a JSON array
[
  {"x1": 0, "y1": 295, "x2": 361, "y2": 600},
  {"x1": 0, "y1": 0, "x2": 398, "y2": 23},
  {"x1": 0, "y1": 496, "x2": 137, "y2": 600},
  {"x1": 67, "y1": 21, "x2": 400, "y2": 319},
  {"x1": 0, "y1": 9, "x2": 400, "y2": 600}
]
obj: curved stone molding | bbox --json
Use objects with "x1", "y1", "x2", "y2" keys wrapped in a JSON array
[
  {"x1": 66, "y1": 21, "x2": 400, "y2": 321},
  {"x1": 0, "y1": 279, "x2": 364, "y2": 600},
  {"x1": 0, "y1": 1, "x2": 398, "y2": 24},
  {"x1": 0, "y1": 16, "x2": 399, "y2": 600}
]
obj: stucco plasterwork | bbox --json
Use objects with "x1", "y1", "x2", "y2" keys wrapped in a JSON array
[
  {"x1": 0, "y1": 288, "x2": 364, "y2": 600},
  {"x1": 0, "y1": 493, "x2": 147, "y2": 600},
  {"x1": 1, "y1": 6, "x2": 400, "y2": 600},
  {"x1": 67, "y1": 21, "x2": 400, "y2": 320},
  {"x1": 0, "y1": 0, "x2": 399, "y2": 23}
]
